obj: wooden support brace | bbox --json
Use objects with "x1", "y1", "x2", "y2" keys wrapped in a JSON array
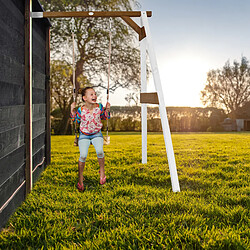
[
  {"x1": 121, "y1": 16, "x2": 146, "y2": 41},
  {"x1": 140, "y1": 92, "x2": 159, "y2": 104}
]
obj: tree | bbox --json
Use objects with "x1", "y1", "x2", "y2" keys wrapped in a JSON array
[
  {"x1": 40, "y1": 0, "x2": 140, "y2": 93},
  {"x1": 50, "y1": 60, "x2": 90, "y2": 134},
  {"x1": 237, "y1": 101, "x2": 250, "y2": 119},
  {"x1": 201, "y1": 57, "x2": 250, "y2": 119},
  {"x1": 125, "y1": 92, "x2": 140, "y2": 106}
]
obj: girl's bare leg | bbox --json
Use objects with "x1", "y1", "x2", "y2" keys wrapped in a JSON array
[
  {"x1": 98, "y1": 157, "x2": 105, "y2": 178},
  {"x1": 91, "y1": 137, "x2": 105, "y2": 179},
  {"x1": 78, "y1": 161, "x2": 85, "y2": 185}
]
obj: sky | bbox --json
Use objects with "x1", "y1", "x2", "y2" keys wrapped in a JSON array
[{"x1": 104, "y1": 0, "x2": 250, "y2": 107}]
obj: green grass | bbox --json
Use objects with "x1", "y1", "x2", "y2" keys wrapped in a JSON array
[{"x1": 0, "y1": 133, "x2": 249, "y2": 249}]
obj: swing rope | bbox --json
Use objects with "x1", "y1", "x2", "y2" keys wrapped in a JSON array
[
  {"x1": 103, "y1": 17, "x2": 112, "y2": 144},
  {"x1": 106, "y1": 18, "x2": 112, "y2": 141},
  {"x1": 72, "y1": 31, "x2": 78, "y2": 146}
]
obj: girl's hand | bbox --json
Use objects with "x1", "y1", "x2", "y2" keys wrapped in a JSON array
[
  {"x1": 106, "y1": 102, "x2": 111, "y2": 112},
  {"x1": 71, "y1": 102, "x2": 76, "y2": 112}
]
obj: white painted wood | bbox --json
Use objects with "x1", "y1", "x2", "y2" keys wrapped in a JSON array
[
  {"x1": 31, "y1": 12, "x2": 43, "y2": 18},
  {"x1": 141, "y1": 11, "x2": 180, "y2": 192},
  {"x1": 140, "y1": 21, "x2": 147, "y2": 164},
  {"x1": 29, "y1": 0, "x2": 33, "y2": 190}
]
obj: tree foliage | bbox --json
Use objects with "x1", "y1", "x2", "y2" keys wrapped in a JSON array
[
  {"x1": 125, "y1": 92, "x2": 140, "y2": 106},
  {"x1": 50, "y1": 60, "x2": 91, "y2": 134},
  {"x1": 40, "y1": 0, "x2": 141, "y2": 94},
  {"x1": 201, "y1": 57, "x2": 250, "y2": 119},
  {"x1": 50, "y1": 60, "x2": 74, "y2": 134},
  {"x1": 50, "y1": 60, "x2": 90, "y2": 111}
]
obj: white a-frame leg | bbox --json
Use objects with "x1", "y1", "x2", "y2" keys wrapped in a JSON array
[
  {"x1": 140, "y1": 11, "x2": 180, "y2": 192},
  {"x1": 140, "y1": 27, "x2": 147, "y2": 164}
]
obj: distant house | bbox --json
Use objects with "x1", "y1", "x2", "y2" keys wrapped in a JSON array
[
  {"x1": 236, "y1": 119, "x2": 250, "y2": 131},
  {"x1": 221, "y1": 118, "x2": 236, "y2": 131},
  {"x1": 221, "y1": 118, "x2": 250, "y2": 131}
]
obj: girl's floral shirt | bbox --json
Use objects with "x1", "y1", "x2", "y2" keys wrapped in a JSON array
[{"x1": 70, "y1": 103, "x2": 110, "y2": 135}]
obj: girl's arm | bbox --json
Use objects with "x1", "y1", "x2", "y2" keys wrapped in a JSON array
[
  {"x1": 70, "y1": 102, "x2": 76, "y2": 118},
  {"x1": 70, "y1": 103, "x2": 81, "y2": 123},
  {"x1": 100, "y1": 103, "x2": 110, "y2": 120}
]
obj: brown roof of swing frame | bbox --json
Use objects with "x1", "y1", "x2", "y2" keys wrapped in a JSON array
[
  {"x1": 31, "y1": 11, "x2": 152, "y2": 41},
  {"x1": 41, "y1": 11, "x2": 152, "y2": 18}
]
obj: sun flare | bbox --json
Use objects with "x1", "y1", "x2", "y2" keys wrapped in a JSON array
[{"x1": 147, "y1": 55, "x2": 210, "y2": 107}]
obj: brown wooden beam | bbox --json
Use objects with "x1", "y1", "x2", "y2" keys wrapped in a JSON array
[
  {"x1": 120, "y1": 16, "x2": 146, "y2": 41},
  {"x1": 42, "y1": 11, "x2": 152, "y2": 18},
  {"x1": 140, "y1": 92, "x2": 159, "y2": 104},
  {"x1": 45, "y1": 27, "x2": 51, "y2": 166}
]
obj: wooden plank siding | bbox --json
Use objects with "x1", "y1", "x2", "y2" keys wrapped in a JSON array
[
  {"x1": 45, "y1": 26, "x2": 51, "y2": 166},
  {"x1": 0, "y1": 0, "x2": 26, "y2": 229},
  {"x1": 32, "y1": 13, "x2": 47, "y2": 180},
  {"x1": 0, "y1": 0, "x2": 51, "y2": 229}
]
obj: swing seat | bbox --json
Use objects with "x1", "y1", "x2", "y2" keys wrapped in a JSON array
[{"x1": 103, "y1": 136, "x2": 110, "y2": 145}]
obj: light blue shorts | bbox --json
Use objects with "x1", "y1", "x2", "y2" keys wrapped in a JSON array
[{"x1": 78, "y1": 131, "x2": 104, "y2": 162}]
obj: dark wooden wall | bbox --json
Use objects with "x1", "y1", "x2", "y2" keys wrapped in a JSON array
[{"x1": 0, "y1": 0, "x2": 50, "y2": 229}]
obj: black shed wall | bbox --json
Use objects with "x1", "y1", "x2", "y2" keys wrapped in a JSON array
[{"x1": 0, "y1": 0, "x2": 50, "y2": 229}]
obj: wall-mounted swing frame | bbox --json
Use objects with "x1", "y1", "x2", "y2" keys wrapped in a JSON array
[{"x1": 25, "y1": 1, "x2": 180, "y2": 192}]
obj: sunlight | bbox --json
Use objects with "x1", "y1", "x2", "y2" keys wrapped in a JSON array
[
  {"x1": 107, "y1": 55, "x2": 211, "y2": 107},
  {"x1": 148, "y1": 55, "x2": 210, "y2": 107}
]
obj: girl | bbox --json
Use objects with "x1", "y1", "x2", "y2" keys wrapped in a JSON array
[{"x1": 70, "y1": 87, "x2": 110, "y2": 192}]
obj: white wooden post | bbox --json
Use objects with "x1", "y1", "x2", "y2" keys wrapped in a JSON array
[
  {"x1": 140, "y1": 23, "x2": 147, "y2": 164},
  {"x1": 141, "y1": 11, "x2": 180, "y2": 192},
  {"x1": 29, "y1": 2, "x2": 33, "y2": 190}
]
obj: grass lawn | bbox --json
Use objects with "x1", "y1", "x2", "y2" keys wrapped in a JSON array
[{"x1": 0, "y1": 132, "x2": 249, "y2": 249}]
